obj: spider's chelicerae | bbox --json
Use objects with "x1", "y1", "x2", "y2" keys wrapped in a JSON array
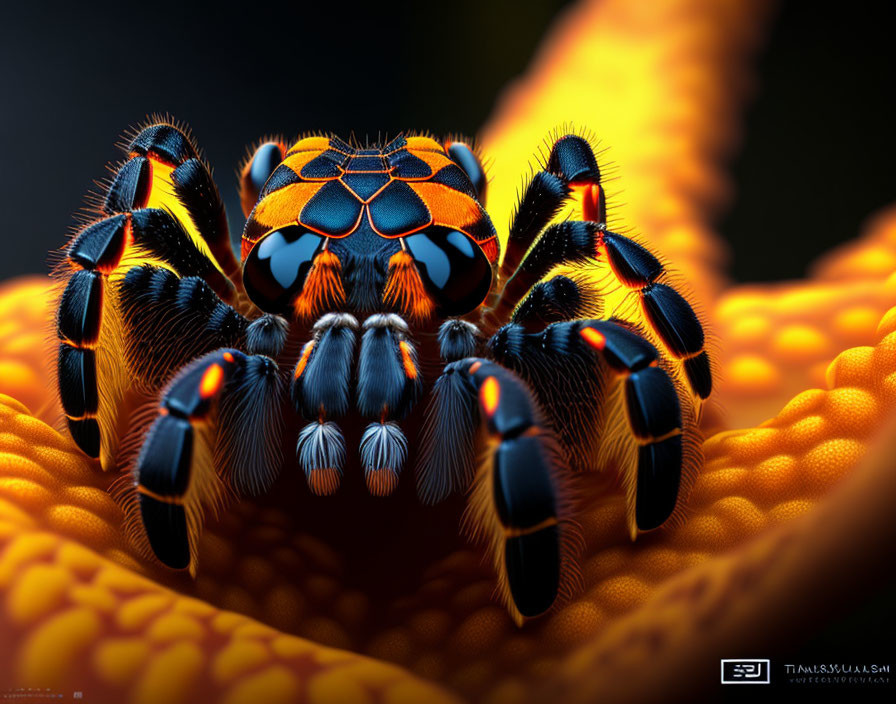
[{"x1": 54, "y1": 121, "x2": 711, "y2": 622}]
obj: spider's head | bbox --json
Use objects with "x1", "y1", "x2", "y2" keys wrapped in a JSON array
[{"x1": 236, "y1": 134, "x2": 497, "y2": 321}]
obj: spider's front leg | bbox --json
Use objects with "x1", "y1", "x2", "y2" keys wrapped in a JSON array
[
  {"x1": 56, "y1": 121, "x2": 244, "y2": 467},
  {"x1": 489, "y1": 319, "x2": 696, "y2": 538},
  {"x1": 133, "y1": 344, "x2": 285, "y2": 570},
  {"x1": 290, "y1": 312, "x2": 358, "y2": 496},
  {"x1": 488, "y1": 134, "x2": 712, "y2": 401},
  {"x1": 418, "y1": 327, "x2": 569, "y2": 622}
]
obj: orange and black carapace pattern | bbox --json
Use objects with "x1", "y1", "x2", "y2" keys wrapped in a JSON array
[
  {"x1": 242, "y1": 135, "x2": 498, "y2": 256},
  {"x1": 238, "y1": 134, "x2": 499, "y2": 320},
  {"x1": 53, "y1": 121, "x2": 710, "y2": 623}
]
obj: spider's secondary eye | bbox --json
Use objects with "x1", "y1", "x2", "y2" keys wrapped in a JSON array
[
  {"x1": 240, "y1": 142, "x2": 284, "y2": 216},
  {"x1": 446, "y1": 141, "x2": 487, "y2": 203},
  {"x1": 249, "y1": 142, "x2": 283, "y2": 192},
  {"x1": 243, "y1": 226, "x2": 323, "y2": 313},
  {"x1": 404, "y1": 226, "x2": 492, "y2": 316}
]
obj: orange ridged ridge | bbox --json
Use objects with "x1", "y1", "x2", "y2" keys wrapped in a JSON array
[
  {"x1": 293, "y1": 341, "x2": 316, "y2": 380},
  {"x1": 293, "y1": 250, "x2": 345, "y2": 320},
  {"x1": 365, "y1": 469, "x2": 400, "y2": 497},
  {"x1": 306, "y1": 468, "x2": 341, "y2": 497},
  {"x1": 383, "y1": 250, "x2": 435, "y2": 321}
]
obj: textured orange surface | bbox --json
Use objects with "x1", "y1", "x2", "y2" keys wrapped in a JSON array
[
  {"x1": 3, "y1": 282, "x2": 896, "y2": 701},
  {"x1": 0, "y1": 277, "x2": 59, "y2": 426},
  {"x1": 712, "y1": 209, "x2": 896, "y2": 428},
  {"x1": 3, "y1": 0, "x2": 895, "y2": 702}
]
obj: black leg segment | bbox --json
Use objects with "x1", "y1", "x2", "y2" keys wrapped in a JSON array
[
  {"x1": 467, "y1": 359, "x2": 562, "y2": 618},
  {"x1": 419, "y1": 357, "x2": 565, "y2": 618},
  {"x1": 500, "y1": 171, "x2": 569, "y2": 280},
  {"x1": 136, "y1": 348, "x2": 279, "y2": 568},
  {"x1": 291, "y1": 313, "x2": 358, "y2": 496},
  {"x1": 511, "y1": 274, "x2": 601, "y2": 331},
  {"x1": 437, "y1": 319, "x2": 481, "y2": 362},
  {"x1": 57, "y1": 344, "x2": 100, "y2": 458},
  {"x1": 489, "y1": 319, "x2": 687, "y2": 534},
  {"x1": 128, "y1": 123, "x2": 199, "y2": 165},
  {"x1": 548, "y1": 134, "x2": 601, "y2": 183},
  {"x1": 57, "y1": 270, "x2": 103, "y2": 347},
  {"x1": 635, "y1": 435, "x2": 683, "y2": 531},
  {"x1": 493, "y1": 221, "x2": 600, "y2": 320},
  {"x1": 104, "y1": 156, "x2": 151, "y2": 213},
  {"x1": 118, "y1": 266, "x2": 247, "y2": 386},
  {"x1": 356, "y1": 314, "x2": 421, "y2": 420},
  {"x1": 291, "y1": 313, "x2": 358, "y2": 419}
]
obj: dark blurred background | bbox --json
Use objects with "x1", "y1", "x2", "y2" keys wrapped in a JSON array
[
  {"x1": 0, "y1": 0, "x2": 570, "y2": 280},
  {"x1": 0, "y1": 2, "x2": 895, "y2": 283}
]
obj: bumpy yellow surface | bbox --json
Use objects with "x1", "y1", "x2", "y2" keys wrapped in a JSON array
[
  {"x1": 2, "y1": 0, "x2": 894, "y2": 702},
  {"x1": 712, "y1": 208, "x2": 896, "y2": 428}
]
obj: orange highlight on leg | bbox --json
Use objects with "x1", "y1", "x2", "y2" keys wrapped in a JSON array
[
  {"x1": 580, "y1": 327, "x2": 606, "y2": 350},
  {"x1": 399, "y1": 341, "x2": 417, "y2": 380},
  {"x1": 199, "y1": 364, "x2": 224, "y2": 399},
  {"x1": 480, "y1": 376, "x2": 500, "y2": 417},
  {"x1": 571, "y1": 182, "x2": 604, "y2": 224},
  {"x1": 294, "y1": 341, "x2": 316, "y2": 379}
]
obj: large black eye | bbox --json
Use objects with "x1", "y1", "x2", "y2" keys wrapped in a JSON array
[
  {"x1": 446, "y1": 142, "x2": 487, "y2": 203},
  {"x1": 243, "y1": 226, "x2": 323, "y2": 313},
  {"x1": 404, "y1": 226, "x2": 492, "y2": 316}
]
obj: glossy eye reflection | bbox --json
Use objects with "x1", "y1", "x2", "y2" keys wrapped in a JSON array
[
  {"x1": 404, "y1": 226, "x2": 492, "y2": 316},
  {"x1": 243, "y1": 226, "x2": 323, "y2": 313},
  {"x1": 446, "y1": 141, "x2": 487, "y2": 203},
  {"x1": 240, "y1": 142, "x2": 284, "y2": 215}
]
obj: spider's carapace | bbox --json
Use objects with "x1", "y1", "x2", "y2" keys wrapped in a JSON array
[{"x1": 239, "y1": 135, "x2": 497, "y2": 320}]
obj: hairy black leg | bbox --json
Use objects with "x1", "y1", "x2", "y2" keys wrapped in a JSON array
[
  {"x1": 552, "y1": 134, "x2": 711, "y2": 399},
  {"x1": 416, "y1": 362, "x2": 479, "y2": 505},
  {"x1": 489, "y1": 319, "x2": 696, "y2": 535},
  {"x1": 499, "y1": 172, "x2": 569, "y2": 283},
  {"x1": 56, "y1": 270, "x2": 103, "y2": 457},
  {"x1": 494, "y1": 133, "x2": 603, "y2": 291},
  {"x1": 291, "y1": 313, "x2": 358, "y2": 495},
  {"x1": 135, "y1": 348, "x2": 283, "y2": 569},
  {"x1": 599, "y1": 232, "x2": 712, "y2": 399},
  {"x1": 58, "y1": 211, "x2": 234, "y2": 464},
  {"x1": 418, "y1": 357, "x2": 567, "y2": 620},
  {"x1": 510, "y1": 274, "x2": 602, "y2": 332},
  {"x1": 355, "y1": 314, "x2": 422, "y2": 495},
  {"x1": 476, "y1": 133, "x2": 606, "y2": 330},
  {"x1": 437, "y1": 319, "x2": 481, "y2": 361},
  {"x1": 118, "y1": 266, "x2": 249, "y2": 387},
  {"x1": 491, "y1": 133, "x2": 712, "y2": 399},
  {"x1": 56, "y1": 121, "x2": 247, "y2": 466},
  {"x1": 125, "y1": 122, "x2": 241, "y2": 279},
  {"x1": 412, "y1": 319, "x2": 485, "y2": 507},
  {"x1": 491, "y1": 221, "x2": 602, "y2": 321}
]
